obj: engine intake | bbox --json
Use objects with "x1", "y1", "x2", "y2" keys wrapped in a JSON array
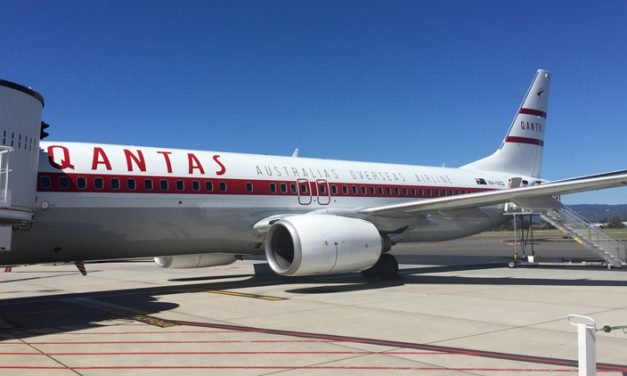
[{"x1": 265, "y1": 214, "x2": 382, "y2": 276}]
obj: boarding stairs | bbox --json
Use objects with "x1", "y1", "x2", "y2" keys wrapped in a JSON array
[{"x1": 540, "y1": 206, "x2": 626, "y2": 268}]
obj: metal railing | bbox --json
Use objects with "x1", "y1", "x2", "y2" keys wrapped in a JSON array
[{"x1": 542, "y1": 207, "x2": 626, "y2": 268}]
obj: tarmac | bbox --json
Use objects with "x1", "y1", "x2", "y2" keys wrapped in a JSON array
[{"x1": 1, "y1": 235, "x2": 626, "y2": 375}]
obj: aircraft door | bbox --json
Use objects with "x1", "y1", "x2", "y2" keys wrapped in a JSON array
[
  {"x1": 316, "y1": 179, "x2": 330, "y2": 205},
  {"x1": 297, "y1": 178, "x2": 312, "y2": 205}
]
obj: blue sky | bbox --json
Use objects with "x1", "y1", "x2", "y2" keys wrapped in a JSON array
[{"x1": 1, "y1": 0, "x2": 626, "y2": 204}]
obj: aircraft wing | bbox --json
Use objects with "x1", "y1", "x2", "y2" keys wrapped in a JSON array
[{"x1": 359, "y1": 170, "x2": 627, "y2": 217}]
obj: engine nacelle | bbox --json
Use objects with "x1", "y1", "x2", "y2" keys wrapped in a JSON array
[
  {"x1": 154, "y1": 253, "x2": 237, "y2": 269},
  {"x1": 265, "y1": 214, "x2": 382, "y2": 276}
]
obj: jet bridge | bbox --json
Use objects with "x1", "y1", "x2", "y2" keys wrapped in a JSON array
[{"x1": 0, "y1": 79, "x2": 45, "y2": 251}]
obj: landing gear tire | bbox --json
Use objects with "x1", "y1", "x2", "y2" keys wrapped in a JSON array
[{"x1": 361, "y1": 253, "x2": 399, "y2": 280}]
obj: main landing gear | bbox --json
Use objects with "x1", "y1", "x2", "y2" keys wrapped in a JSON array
[{"x1": 361, "y1": 253, "x2": 399, "y2": 280}]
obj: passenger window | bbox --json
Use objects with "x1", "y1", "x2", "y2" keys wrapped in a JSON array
[
  {"x1": 192, "y1": 180, "x2": 200, "y2": 191},
  {"x1": 394, "y1": 187, "x2": 400, "y2": 196},
  {"x1": 59, "y1": 176, "x2": 70, "y2": 189},
  {"x1": 426, "y1": 188, "x2": 431, "y2": 197},
  {"x1": 95, "y1": 177, "x2": 104, "y2": 190},
  {"x1": 403, "y1": 188, "x2": 408, "y2": 196},
  {"x1": 351, "y1": 186, "x2": 357, "y2": 195},
  {"x1": 205, "y1": 181, "x2": 213, "y2": 192},
  {"x1": 361, "y1": 186, "x2": 367, "y2": 195},
  {"x1": 455, "y1": 189, "x2": 460, "y2": 195},
  {"x1": 378, "y1": 187, "x2": 384, "y2": 195},
  {"x1": 127, "y1": 179, "x2": 136, "y2": 190},
  {"x1": 174, "y1": 180, "x2": 183, "y2": 191},
  {"x1": 219, "y1": 181, "x2": 227, "y2": 192},
  {"x1": 370, "y1": 187, "x2": 376, "y2": 195},
  {"x1": 419, "y1": 188, "x2": 423, "y2": 197},
  {"x1": 331, "y1": 185, "x2": 338, "y2": 194},
  {"x1": 39, "y1": 175, "x2": 51, "y2": 189},
  {"x1": 280, "y1": 183, "x2": 287, "y2": 193},
  {"x1": 319, "y1": 184, "x2": 327, "y2": 194},
  {"x1": 111, "y1": 178, "x2": 120, "y2": 190},
  {"x1": 270, "y1": 183, "x2": 276, "y2": 193},
  {"x1": 77, "y1": 177, "x2": 87, "y2": 190},
  {"x1": 386, "y1": 187, "x2": 392, "y2": 196},
  {"x1": 160, "y1": 179, "x2": 168, "y2": 191},
  {"x1": 144, "y1": 179, "x2": 153, "y2": 191},
  {"x1": 246, "y1": 182, "x2": 254, "y2": 193},
  {"x1": 300, "y1": 184, "x2": 308, "y2": 193},
  {"x1": 342, "y1": 185, "x2": 348, "y2": 195},
  {"x1": 290, "y1": 183, "x2": 296, "y2": 193}
]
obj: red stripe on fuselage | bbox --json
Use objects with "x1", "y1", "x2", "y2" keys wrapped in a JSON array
[
  {"x1": 36, "y1": 173, "x2": 493, "y2": 199},
  {"x1": 504, "y1": 136, "x2": 544, "y2": 147},
  {"x1": 519, "y1": 108, "x2": 547, "y2": 118}
]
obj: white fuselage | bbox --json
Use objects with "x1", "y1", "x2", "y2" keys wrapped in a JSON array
[{"x1": 5, "y1": 141, "x2": 522, "y2": 264}]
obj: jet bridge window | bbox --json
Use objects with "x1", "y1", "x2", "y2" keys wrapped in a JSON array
[
  {"x1": 58, "y1": 176, "x2": 70, "y2": 190},
  {"x1": 95, "y1": 177, "x2": 104, "y2": 190},
  {"x1": 77, "y1": 177, "x2": 87, "y2": 190},
  {"x1": 111, "y1": 178, "x2": 120, "y2": 190},
  {"x1": 160, "y1": 179, "x2": 169, "y2": 191},
  {"x1": 127, "y1": 179, "x2": 136, "y2": 191},
  {"x1": 144, "y1": 179, "x2": 153, "y2": 191}
]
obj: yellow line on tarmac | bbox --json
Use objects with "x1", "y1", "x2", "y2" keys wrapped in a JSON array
[{"x1": 207, "y1": 290, "x2": 286, "y2": 301}]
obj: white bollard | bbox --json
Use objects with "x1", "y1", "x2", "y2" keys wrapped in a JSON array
[{"x1": 568, "y1": 314, "x2": 597, "y2": 376}]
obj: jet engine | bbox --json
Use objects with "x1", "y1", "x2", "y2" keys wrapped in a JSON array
[
  {"x1": 265, "y1": 214, "x2": 382, "y2": 276},
  {"x1": 154, "y1": 253, "x2": 237, "y2": 269}
]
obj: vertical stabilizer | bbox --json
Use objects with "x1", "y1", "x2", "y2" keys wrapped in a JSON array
[{"x1": 462, "y1": 69, "x2": 550, "y2": 178}]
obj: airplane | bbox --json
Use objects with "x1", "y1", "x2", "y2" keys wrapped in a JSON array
[{"x1": 0, "y1": 69, "x2": 625, "y2": 279}]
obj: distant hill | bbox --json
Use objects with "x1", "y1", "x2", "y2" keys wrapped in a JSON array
[{"x1": 567, "y1": 204, "x2": 627, "y2": 222}]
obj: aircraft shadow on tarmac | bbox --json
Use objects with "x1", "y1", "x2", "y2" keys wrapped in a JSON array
[{"x1": 1, "y1": 261, "x2": 626, "y2": 339}]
